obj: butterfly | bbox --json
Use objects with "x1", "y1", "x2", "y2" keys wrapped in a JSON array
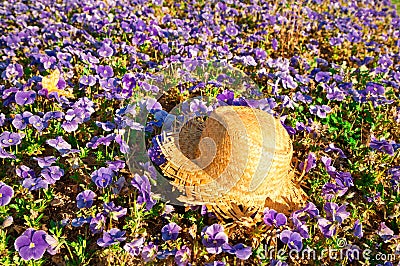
[{"x1": 42, "y1": 69, "x2": 74, "y2": 98}]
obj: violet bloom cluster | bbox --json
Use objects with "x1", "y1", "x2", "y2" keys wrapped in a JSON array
[
  {"x1": 19, "y1": 155, "x2": 63, "y2": 191},
  {"x1": 290, "y1": 202, "x2": 320, "y2": 239},
  {"x1": 40, "y1": 166, "x2": 64, "y2": 184},
  {"x1": 89, "y1": 213, "x2": 106, "y2": 234},
  {"x1": 317, "y1": 202, "x2": 350, "y2": 238},
  {"x1": 131, "y1": 174, "x2": 156, "y2": 211},
  {"x1": 321, "y1": 156, "x2": 354, "y2": 200},
  {"x1": 14, "y1": 228, "x2": 57, "y2": 260},
  {"x1": 1, "y1": 0, "x2": 400, "y2": 264},
  {"x1": 141, "y1": 242, "x2": 158, "y2": 262},
  {"x1": 309, "y1": 105, "x2": 331, "y2": 118},
  {"x1": 148, "y1": 135, "x2": 167, "y2": 166},
  {"x1": 324, "y1": 143, "x2": 347, "y2": 158}
]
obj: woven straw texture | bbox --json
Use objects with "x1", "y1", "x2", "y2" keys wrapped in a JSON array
[{"x1": 158, "y1": 106, "x2": 307, "y2": 220}]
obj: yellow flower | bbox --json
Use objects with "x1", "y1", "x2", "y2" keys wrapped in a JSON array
[{"x1": 41, "y1": 69, "x2": 74, "y2": 98}]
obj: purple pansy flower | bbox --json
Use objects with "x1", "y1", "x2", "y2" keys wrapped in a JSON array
[
  {"x1": 115, "y1": 134, "x2": 130, "y2": 154},
  {"x1": 33, "y1": 156, "x2": 57, "y2": 168},
  {"x1": 201, "y1": 224, "x2": 228, "y2": 254},
  {"x1": 76, "y1": 190, "x2": 96, "y2": 209},
  {"x1": 89, "y1": 213, "x2": 106, "y2": 234},
  {"x1": 106, "y1": 160, "x2": 125, "y2": 172},
  {"x1": 97, "y1": 65, "x2": 114, "y2": 78},
  {"x1": 298, "y1": 152, "x2": 316, "y2": 173},
  {"x1": 279, "y1": 230, "x2": 303, "y2": 252},
  {"x1": 15, "y1": 90, "x2": 36, "y2": 106},
  {"x1": 317, "y1": 218, "x2": 337, "y2": 238},
  {"x1": 79, "y1": 75, "x2": 96, "y2": 86},
  {"x1": 324, "y1": 202, "x2": 350, "y2": 224},
  {"x1": 2, "y1": 63, "x2": 23, "y2": 81},
  {"x1": 272, "y1": 38, "x2": 278, "y2": 51},
  {"x1": 0, "y1": 182, "x2": 14, "y2": 206},
  {"x1": 97, "y1": 229, "x2": 126, "y2": 247},
  {"x1": 291, "y1": 216, "x2": 310, "y2": 239},
  {"x1": 95, "y1": 121, "x2": 115, "y2": 131},
  {"x1": 175, "y1": 245, "x2": 191, "y2": 266},
  {"x1": 98, "y1": 44, "x2": 113, "y2": 57},
  {"x1": 142, "y1": 242, "x2": 158, "y2": 262},
  {"x1": 14, "y1": 228, "x2": 50, "y2": 261},
  {"x1": 333, "y1": 171, "x2": 354, "y2": 188},
  {"x1": 46, "y1": 136, "x2": 79, "y2": 157},
  {"x1": 353, "y1": 219, "x2": 363, "y2": 238},
  {"x1": 43, "y1": 111, "x2": 64, "y2": 122},
  {"x1": 22, "y1": 178, "x2": 49, "y2": 191},
  {"x1": 309, "y1": 105, "x2": 331, "y2": 118},
  {"x1": 321, "y1": 156, "x2": 336, "y2": 172},
  {"x1": 369, "y1": 135, "x2": 395, "y2": 156},
  {"x1": 16, "y1": 165, "x2": 35, "y2": 179},
  {"x1": 122, "y1": 73, "x2": 136, "y2": 90},
  {"x1": 28, "y1": 115, "x2": 47, "y2": 132},
  {"x1": 91, "y1": 167, "x2": 114, "y2": 188},
  {"x1": 12, "y1": 111, "x2": 33, "y2": 130},
  {"x1": 378, "y1": 222, "x2": 398, "y2": 242},
  {"x1": 223, "y1": 243, "x2": 252, "y2": 260},
  {"x1": 325, "y1": 143, "x2": 347, "y2": 158},
  {"x1": 217, "y1": 90, "x2": 235, "y2": 105},
  {"x1": 293, "y1": 202, "x2": 320, "y2": 220},
  {"x1": 103, "y1": 201, "x2": 127, "y2": 220},
  {"x1": 71, "y1": 217, "x2": 91, "y2": 227},
  {"x1": 315, "y1": 71, "x2": 331, "y2": 83},
  {"x1": 318, "y1": 202, "x2": 350, "y2": 238},
  {"x1": 40, "y1": 166, "x2": 64, "y2": 184},
  {"x1": 62, "y1": 108, "x2": 85, "y2": 132},
  {"x1": 124, "y1": 237, "x2": 145, "y2": 256},
  {"x1": 263, "y1": 208, "x2": 287, "y2": 227},
  {"x1": 226, "y1": 24, "x2": 238, "y2": 37},
  {"x1": 0, "y1": 131, "x2": 22, "y2": 147},
  {"x1": 131, "y1": 174, "x2": 156, "y2": 210},
  {"x1": 111, "y1": 176, "x2": 126, "y2": 195},
  {"x1": 161, "y1": 222, "x2": 182, "y2": 241},
  {"x1": 0, "y1": 148, "x2": 15, "y2": 159}
]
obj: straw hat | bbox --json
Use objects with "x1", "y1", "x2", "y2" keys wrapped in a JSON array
[{"x1": 157, "y1": 105, "x2": 307, "y2": 220}]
